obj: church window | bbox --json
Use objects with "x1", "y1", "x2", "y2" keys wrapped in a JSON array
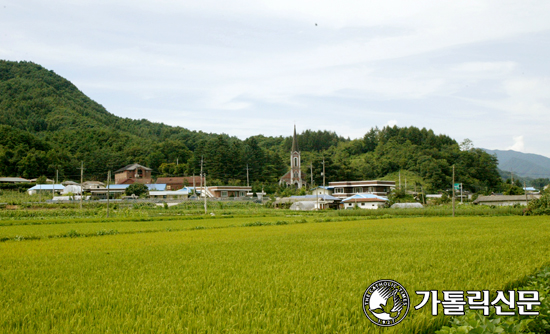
[{"x1": 294, "y1": 157, "x2": 298, "y2": 166}]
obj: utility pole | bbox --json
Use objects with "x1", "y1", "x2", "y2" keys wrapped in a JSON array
[
  {"x1": 452, "y1": 165, "x2": 455, "y2": 217},
  {"x1": 461, "y1": 183, "x2": 463, "y2": 204},
  {"x1": 52, "y1": 173, "x2": 55, "y2": 199},
  {"x1": 399, "y1": 170, "x2": 401, "y2": 189},
  {"x1": 421, "y1": 185, "x2": 426, "y2": 205},
  {"x1": 78, "y1": 161, "x2": 84, "y2": 210},
  {"x1": 56, "y1": 169, "x2": 59, "y2": 184},
  {"x1": 193, "y1": 173, "x2": 196, "y2": 196},
  {"x1": 511, "y1": 171, "x2": 514, "y2": 184},
  {"x1": 523, "y1": 181, "x2": 529, "y2": 206},
  {"x1": 322, "y1": 158, "x2": 325, "y2": 187},
  {"x1": 203, "y1": 173, "x2": 207, "y2": 214},
  {"x1": 200, "y1": 157, "x2": 203, "y2": 198},
  {"x1": 107, "y1": 170, "x2": 111, "y2": 218},
  {"x1": 310, "y1": 163, "x2": 313, "y2": 188},
  {"x1": 246, "y1": 164, "x2": 250, "y2": 188}
]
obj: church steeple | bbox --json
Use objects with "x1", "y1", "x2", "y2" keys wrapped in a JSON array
[
  {"x1": 289, "y1": 125, "x2": 303, "y2": 188},
  {"x1": 291, "y1": 125, "x2": 299, "y2": 152}
]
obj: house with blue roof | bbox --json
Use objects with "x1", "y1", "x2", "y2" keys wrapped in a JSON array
[
  {"x1": 342, "y1": 193, "x2": 388, "y2": 210},
  {"x1": 27, "y1": 184, "x2": 65, "y2": 195}
]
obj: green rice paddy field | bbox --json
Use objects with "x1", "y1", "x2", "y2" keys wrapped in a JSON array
[{"x1": 1, "y1": 215, "x2": 550, "y2": 333}]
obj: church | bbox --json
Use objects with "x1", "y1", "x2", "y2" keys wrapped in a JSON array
[{"x1": 279, "y1": 126, "x2": 307, "y2": 189}]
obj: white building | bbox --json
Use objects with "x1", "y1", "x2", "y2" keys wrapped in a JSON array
[{"x1": 342, "y1": 194, "x2": 388, "y2": 209}]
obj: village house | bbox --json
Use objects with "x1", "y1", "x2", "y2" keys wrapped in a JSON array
[
  {"x1": 149, "y1": 187, "x2": 190, "y2": 200},
  {"x1": 473, "y1": 194, "x2": 541, "y2": 206},
  {"x1": 27, "y1": 184, "x2": 65, "y2": 195},
  {"x1": 311, "y1": 186, "x2": 334, "y2": 196},
  {"x1": 205, "y1": 186, "x2": 252, "y2": 198},
  {"x1": 154, "y1": 176, "x2": 204, "y2": 190},
  {"x1": 274, "y1": 194, "x2": 341, "y2": 210},
  {"x1": 328, "y1": 180, "x2": 395, "y2": 199},
  {"x1": 82, "y1": 181, "x2": 105, "y2": 192},
  {"x1": 0, "y1": 177, "x2": 30, "y2": 183},
  {"x1": 114, "y1": 164, "x2": 152, "y2": 184},
  {"x1": 89, "y1": 184, "x2": 166, "y2": 199},
  {"x1": 342, "y1": 194, "x2": 388, "y2": 209}
]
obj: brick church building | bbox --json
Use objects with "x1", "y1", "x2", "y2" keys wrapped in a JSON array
[{"x1": 279, "y1": 126, "x2": 307, "y2": 189}]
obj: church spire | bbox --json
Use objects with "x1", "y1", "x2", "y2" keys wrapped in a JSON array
[{"x1": 291, "y1": 125, "x2": 299, "y2": 152}]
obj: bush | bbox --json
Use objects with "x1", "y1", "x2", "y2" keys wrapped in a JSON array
[
  {"x1": 525, "y1": 194, "x2": 550, "y2": 215},
  {"x1": 125, "y1": 183, "x2": 149, "y2": 197}
]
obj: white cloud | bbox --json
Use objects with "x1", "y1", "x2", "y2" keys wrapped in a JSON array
[
  {"x1": 451, "y1": 61, "x2": 517, "y2": 73},
  {"x1": 2, "y1": 0, "x2": 550, "y2": 156},
  {"x1": 386, "y1": 120, "x2": 398, "y2": 127},
  {"x1": 508, "y1": 135, "x2": 525, "y2": 152}
]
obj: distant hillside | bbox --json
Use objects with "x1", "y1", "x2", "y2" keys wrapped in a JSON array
[
  {"x1": 483, "y1": 149, "x2": 550, "y2": 178},
  {"x1": 0, "y1": 60, "x2": 503, "y2": 193}
]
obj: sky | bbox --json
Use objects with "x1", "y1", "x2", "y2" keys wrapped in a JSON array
[{"x1": 1, "y1": 0, "x2": 550, "y2": 157}]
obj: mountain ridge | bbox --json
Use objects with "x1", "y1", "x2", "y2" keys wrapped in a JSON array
[{"x1": 483, "y1": 149, "x2": 550, "y2": 178}]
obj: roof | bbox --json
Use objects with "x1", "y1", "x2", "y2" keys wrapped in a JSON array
[
  {"x1": 342, "y1": 193, "x2": 388, "y2": 203},
  {"x1": 474, "y1": 194, "x2": 541, "y2": 203},
  {"x1": 391, "y1": 203, "x2": 424, "y2": 209},
  {"x1": 82, "y1": 181, "x2": 105, "y2": 185},
  {"x1": 329, "y1": 180, "x2": 396, "y2": 187},
  {"x1": 290, "y1": 194, "x2": 341, "y2": 201},
  {"x1": 275, "y1": 194, "x2": 341, "y2": 205},
  {"x1": 313, "y1": 186, "x2": 334, "y2": 190},
  {"x1": 155, "y1": 176, "x2": 203, "y2": 184},
  {"x1": 0, "y1": 177, "x2": 30, "y2": 183},
  {"x1": 523, "y1": 187, "x2": 537, "y2": 191},
  {"x1": 146, "y1": 184, "x2": 166, "y2": 191},
  {"x1": 93, "y1": 184, "x2": 166, "y2": 191},
  {"x1": 208, "y1": 186, "x2": 252, "y2": 191},
  {"x1": 150, "y1": 189, "x2": 189, "y2": 196},
  {"x1": 291, "y1": 125, "x2": 299, "y2": 152},
  {"x1": 279, "y1": 170, "x2": 307, "y2": 184},
  {"x1": 114, "y1": 163, "x2": 152, "y2": 173},
  {"x1": 28, "y1": 184, "x2": 65, "y2": 190},
  {"x1": 62, "y1": 181, "x2": 79, "y2": 186}
]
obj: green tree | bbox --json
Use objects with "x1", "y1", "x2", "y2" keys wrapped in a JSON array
[{"x1": 125, "y1": 183, "x2": 149, "y2": 197}]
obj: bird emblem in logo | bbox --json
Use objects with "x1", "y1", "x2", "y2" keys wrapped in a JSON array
[{"x1": 362, "y1": 279, "x2": 410, "y2": 327}]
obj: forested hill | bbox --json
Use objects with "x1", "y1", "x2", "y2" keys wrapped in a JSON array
[
  {"x1": 0, "y1": 60, "x2": 502, "y2": 193},
  {"x1": 483, "y1": 149, "x2": 550, "y2": 179}
]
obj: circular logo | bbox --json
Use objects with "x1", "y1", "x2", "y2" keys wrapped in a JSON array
[{"x1": 362, "y1": 279, "x2": 410, "y2": 327}]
